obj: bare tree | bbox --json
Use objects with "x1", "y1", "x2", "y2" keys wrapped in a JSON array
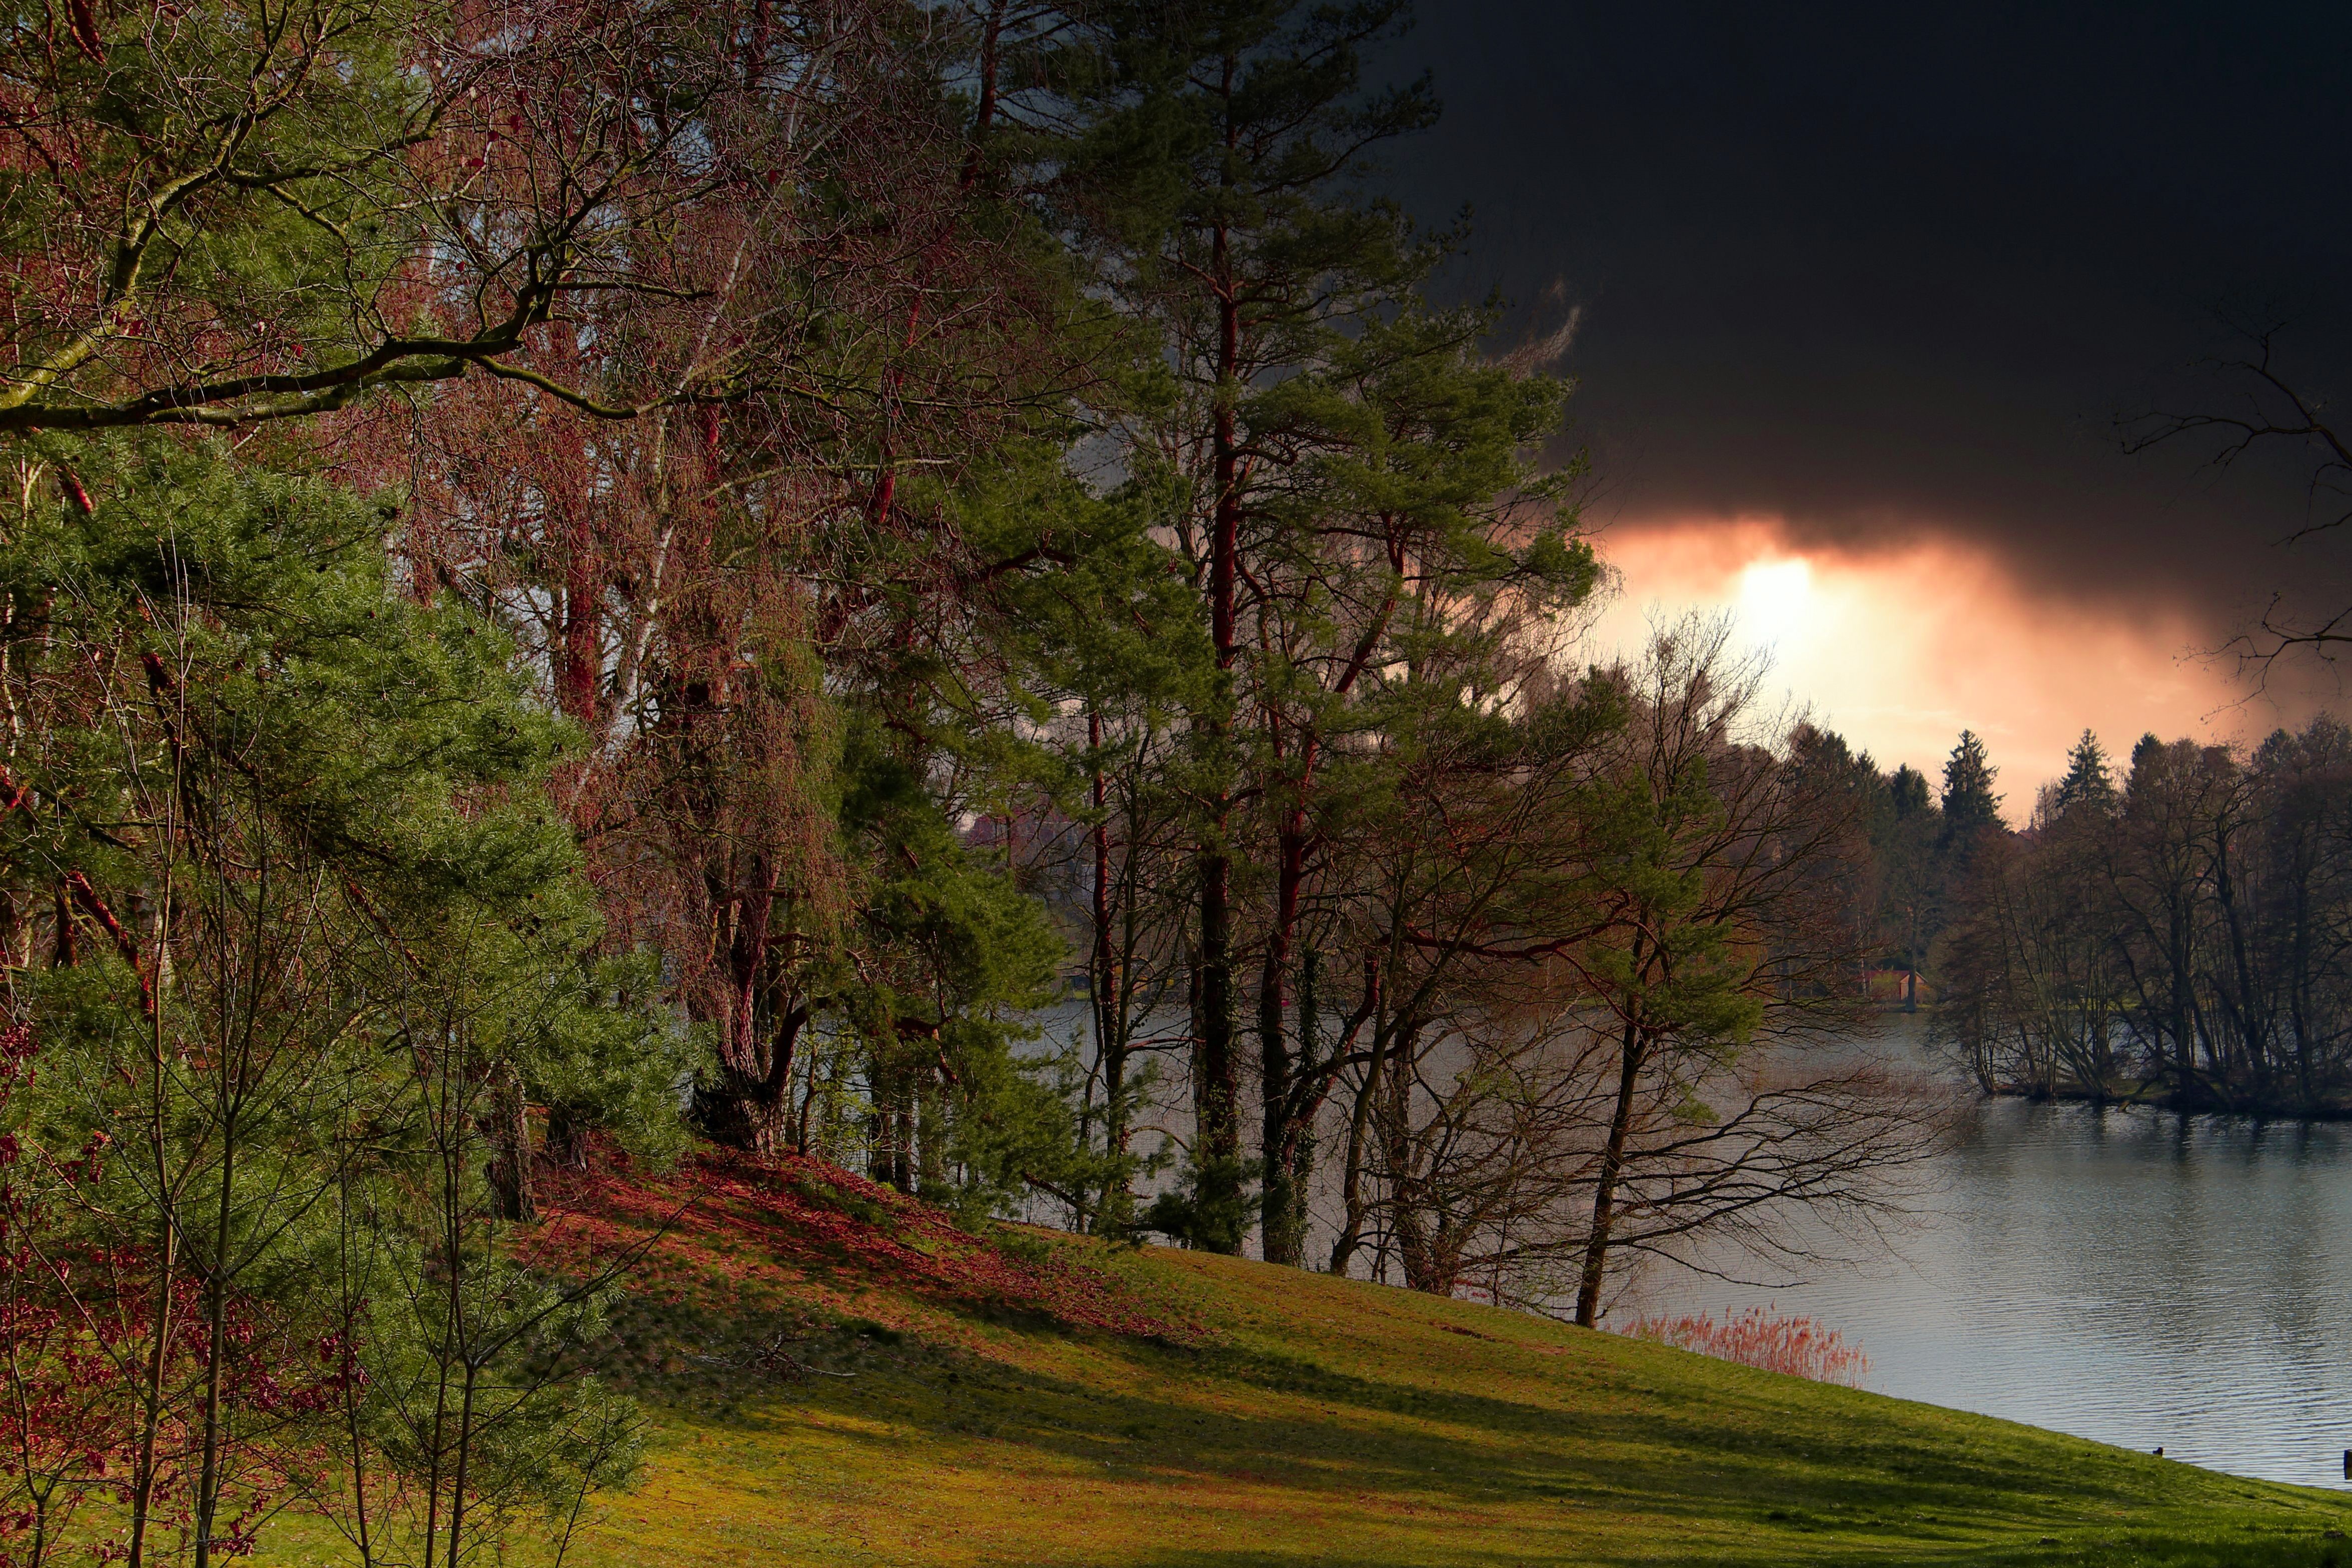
[
  {"x1": 1328, "y1": 621, "x2": 1940, "y2": 1321},
  {"x1": 2123, "y1": 326, "x2": 2352, "y2": 670}
]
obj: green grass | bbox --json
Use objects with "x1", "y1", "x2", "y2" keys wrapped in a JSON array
[{"x1": 282, "y1": 1157, "x2": 2352, "y2": 1566}]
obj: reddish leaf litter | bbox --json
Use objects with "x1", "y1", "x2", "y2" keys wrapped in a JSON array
[{"x1": 525, "y1": 1151, "x2": 1210, "y2": 1347}]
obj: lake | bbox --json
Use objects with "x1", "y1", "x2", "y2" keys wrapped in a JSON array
[{"x1": 1640, "y1": 1021, "x2": 2352, "y2": 1488}]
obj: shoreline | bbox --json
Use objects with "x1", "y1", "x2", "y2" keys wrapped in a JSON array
[
  {"x1": 1857, "y1": 1003, "x2": 2352, "y2": 1123},
  {"x1": 1976, "y1": 1080, "x2": 2352, "y2": 1124}
]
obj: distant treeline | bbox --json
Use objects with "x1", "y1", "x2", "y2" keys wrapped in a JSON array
[
  {"x1": 1932, "y1": 721, "x2": 2352, "y2": 1114},
  {"x1": 1775, "y1": 721, "x2": 2001, "y2": 1002}
]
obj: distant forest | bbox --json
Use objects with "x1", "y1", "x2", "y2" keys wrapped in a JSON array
[
  {"x1": 1755, "y1": 715, "x2": 2352, "y2": 1115},
  {"x1": 1930, "y1": 722, "x2": 2352, "y2": 1115}
]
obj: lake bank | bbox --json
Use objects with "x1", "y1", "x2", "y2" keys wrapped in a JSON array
[
  {"x1": 1638, "y1": 1060, "x2": 2352, "y2": 1487},
  {"x1": 1978, "y1": 1078, "x2": 2352, "y2": 1122}
]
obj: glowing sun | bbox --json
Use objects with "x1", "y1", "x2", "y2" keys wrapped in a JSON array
[{"x1": 1736, "y1": 557, "x2": 1816, "y2": 646}]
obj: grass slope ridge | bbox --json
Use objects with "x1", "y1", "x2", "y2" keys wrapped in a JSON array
[{"x1": 537, "y1": 1156, "x2": 2350, "y2": 1567}]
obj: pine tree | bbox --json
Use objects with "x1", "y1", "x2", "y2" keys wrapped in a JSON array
[
  {"x1": 1940, "y1": 729, "x2": 2004, "y2": 850},
  {"x1": 2053, "y1": 728, "x2": 2118, "y2": 818},
  {"x1": 1070, "y1": 0, "x2": 1442, "y2": 1253},
  {"x1": 1068, "y1": 0, "x2": 1598, "y2": 1260},
  {"x1": 1888, "y1": 764, "x2": 1932, "y2": 819},
  {"x1": 0, "y1": 437, "x2": 664, "y2": 1562}
]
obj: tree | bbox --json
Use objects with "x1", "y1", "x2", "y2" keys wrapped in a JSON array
[
  {"x1": 0, "y1": 0, "x2": 823, "y2": 432},
  {"x1": 1939, "y1": 730, "x2": 2004, "y2": 852},
  {"x1": 0, "y1": 438, "x2": 664, "y2": 1565},
  {"x1": 1233, "y1": 304, "x2": 1592, "y2": 1265},
  {"x1": 2108, "y1": 734, "x2": 2228, "y2": 1095},
  {"x1": 961, "y1": 445, "x2": 1211, "y2": 1232},
  {"x1": 1066, "y1": 0, "x2": 1596, "y2": 1262},
  {"x1": 1560, "y1": 623, "x2": 1922, "y2": 1327},
  {"x1": 1888, "y1": 764, "x2": 1932, "y2": 820},
  {"x1": 2052, "y1": 729, "x2": 2118, "y2": 820},
  {"x1": 1316, "y1": 572, "x2": 1615, "y2": 1283},
  {"x1": 1064, "y1": 0, "x2": 1445, "y2": 1251},
  {"x1": 1940, "y1": 715, "x2": 2352, "y2": 1115},
  {"x1": 1937, "y1": 814, "x2": 2128, "y2": 1100},
  {"x1": 1313, "y1": 625, "x2": 1935, "y2": 1315},
  {"x1": 388, "y1": 0, "x2": 1101, "y2": 1161}
]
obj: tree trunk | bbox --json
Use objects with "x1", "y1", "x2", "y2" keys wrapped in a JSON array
[
  {"x1": 1380, "y1": 1059, "x2": 1434, "y2": 1290},
  {"x1": 1575, "y1": 1014, "x2": 1647, "y2": 1328},
  {"x1": 888, "y1": 1088, "x2": 916, "y2": 1194},
  {"x1": 51, "y1": 881, "x2": 73, "y2": 966},
  {"x1": 559, "y1": 543, "x2": 600, "y2": 727},
  {"x1": 1087, "y1": 725, "x2": 1136, "y2": 1233},
  {"x1": 1329, "y1": 994, "x2": 1399, "y2": 1278},
  {"x1": 692, "y1": 860, "x2": 811, "y2": 1156},
  {"x1": 1193, "y1": 616, "x2": 1242, "y2": 1237},
  {"x1": 1261, "y1": 941, "x2": 1316, "y2": 1266},
  {"x1": 918, "y1": 1076, "x2": 949, "y2": 1196},
  {"x1": 1257, "y1": 831, "x2": 1307, "y2": 1263},
  {"x1": 485, "y1": 1060, "x2": 537, "y2": 1224},
  {"x1": 1185, "y1": 54, "x2": 1247, "y2": 1255},
  {"x1": 694, "y1": 1003, "x2": 806, "y2": 1156}
]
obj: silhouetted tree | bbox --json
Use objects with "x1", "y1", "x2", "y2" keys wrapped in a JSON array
[
  {"x1": 2053, "y1": 730, "x2": 2119, "y2": 820},
  {"x1": 1940, "y1": 731, "x2": 2004, "y2": 851}
]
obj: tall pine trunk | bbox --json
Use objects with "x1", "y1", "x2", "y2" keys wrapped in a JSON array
[
  {"x1": 1258, "y1": 832, "x2": 1308, "y2": 1264},
  {"x1": 1188, "y1": 92, "x2": 1246, "y2": 1253}
]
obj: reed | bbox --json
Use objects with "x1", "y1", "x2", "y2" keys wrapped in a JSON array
[{"x1": 1626, "y1": 1307, "x2": 1872, "y2": 1387}]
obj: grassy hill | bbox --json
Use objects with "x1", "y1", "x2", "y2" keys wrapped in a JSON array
[{"x1": 490, "y1": 1156, "x2": 2352, "y2": 1566}]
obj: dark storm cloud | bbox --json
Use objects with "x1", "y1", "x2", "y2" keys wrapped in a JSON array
[{"x1": 1377, "y1": 2, "x2": 2352, "y2": 634}]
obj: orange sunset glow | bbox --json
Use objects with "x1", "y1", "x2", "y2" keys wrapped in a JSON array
[{"x1": 1584, "y1": 517, "x2": 2278, "y2": 819}]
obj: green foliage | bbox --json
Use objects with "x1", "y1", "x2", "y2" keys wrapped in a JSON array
[
  {"x1": 0, "y1": 13, "x2": 2057, "y2": 1564},
  {"x1": 352, "y1": 1235, "x2": 645, "y2": 1547},
  {"x1": 0, "y1": 0, "x2": 431, "y2": 420},
  {"x1": 947, "y1": 438, "x2": 1212, "y2": 743},
  {"x1": 537, "y1": 951, "x2": 701, "y2": 1165},
  {"x1": 1576, "y1": 756, "x2": 1768, "y2": 1057},
  {"x1": 1071, "y1": 0, "x2": 1438, "y2": 301},
  {"x1": 1137, "y1": 1153, "x2": 1265, "y2": 1249},
  {"x1": 1889, "y1": 763, "x2": 1934, "y2": 820},
  {"x1": 0, "y1": 437, "x2": 669, "y2": 1562},
  {"x1": 831, "y1": 710, "x2": 1107, "y2": 1218}
]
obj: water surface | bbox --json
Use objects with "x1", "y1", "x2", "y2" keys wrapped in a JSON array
[{"x1": 1645, "y1": 1033, "x2": 2352, "y2": 1487}]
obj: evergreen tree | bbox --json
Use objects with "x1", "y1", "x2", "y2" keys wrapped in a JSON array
[
  {"x1": 1940, "y1": 729, "x2": 2004, "y2": 850},
  {"x1": 1069, "y1": 0, "x2": 1442, "y2": 1252},
  {"x1": 1068, "y1": 0, "x2": 1595, "y2": 1259},
  {"x1": 0, "y1": 438, "x2": 665, "y2": 1562},
  {"x1": 1888, "y1": 764, "x2": 1932, "y2": 819},
  {"x1": 1868, "y1": 763, "x2": 1942, "y2": 996},
  {"x1": 2053, "y1": 728, "x2": 2119, "y2": 818}
]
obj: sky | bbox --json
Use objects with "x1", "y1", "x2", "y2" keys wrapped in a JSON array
[{"x1": 1377, "y1": 3, "x2": 2352, "y2": 812}]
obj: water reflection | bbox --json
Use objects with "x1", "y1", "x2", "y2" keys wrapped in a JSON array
[{"x1": 1643, "y1": 1051, "x2": 2352, "y2": 1486}]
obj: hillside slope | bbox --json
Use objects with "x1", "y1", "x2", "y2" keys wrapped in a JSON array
[{"x1": 525, "y1": 1155, "x2": 2350, "y2": 1567}]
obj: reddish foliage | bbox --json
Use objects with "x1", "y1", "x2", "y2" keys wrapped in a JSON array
[
  {"x1": 530, "y1": 1152, "x2": 1210, "y2": 1346},
  {"x1": 0, "y1": 1021, "x2": 140, "y2": 1561},
  {"x1": 1625, "y1": 1306, "x2": 1870, "y2": 1387}
]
